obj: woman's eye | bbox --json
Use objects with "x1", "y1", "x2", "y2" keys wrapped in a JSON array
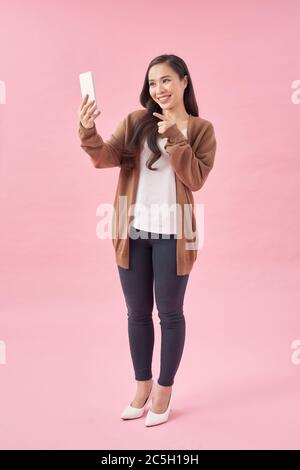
[{"x1": 149, "y1": 79, "x2": 170, "y2": 87}]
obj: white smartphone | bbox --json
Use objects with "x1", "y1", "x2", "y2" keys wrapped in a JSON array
[{"x1": 79, "y1": 71, "x2": 99, "y2": 110}]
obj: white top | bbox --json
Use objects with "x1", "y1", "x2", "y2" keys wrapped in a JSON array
[{"x1": 131, "y1": 128, "x2": 188, "y2": 234}]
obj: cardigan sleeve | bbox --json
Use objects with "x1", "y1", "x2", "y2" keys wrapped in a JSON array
[
  {"x1": 161, "y1": 121, "x2": 217, "y2": 191},
  {"x1": 78, "y1": 117, "x2": 126, "y2": 169}
]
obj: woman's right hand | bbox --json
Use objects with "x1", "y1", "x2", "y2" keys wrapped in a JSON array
[{"x1": 78, "y1": 94, "x2": 101, "y2": 129}]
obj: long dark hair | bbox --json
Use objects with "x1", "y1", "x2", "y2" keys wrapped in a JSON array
[{"x1": 121, "y1": 54, "x2": 199, "y2": 172}]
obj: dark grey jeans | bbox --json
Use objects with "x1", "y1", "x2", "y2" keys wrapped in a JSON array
[{"x1": 117, "y1": 226, "x2": 189, "y2": 386}]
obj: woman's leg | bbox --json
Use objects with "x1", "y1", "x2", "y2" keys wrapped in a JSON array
[
  {"x1": 117, "y1": 229, "x2": 155, "y2": 382},
  {"x1": 151, "y1": 235, "x2": 190, "y2": 387}
]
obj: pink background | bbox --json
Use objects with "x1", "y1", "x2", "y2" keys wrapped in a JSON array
[{"x1": 1, "y1": 0, "x2": 300, "y2": 450}]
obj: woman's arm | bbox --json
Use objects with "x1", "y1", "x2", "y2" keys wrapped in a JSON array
[
  {"x1": 78, "y1": 117, "x2": 126, "y2": 169},
  {"x1": 162, "y1": 121, "x2": 217, "y2": 191}
]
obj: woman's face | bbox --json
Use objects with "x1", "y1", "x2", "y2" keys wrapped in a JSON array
[{"x1": 148, "y1": 63, "x2": 187, "y2": 110}]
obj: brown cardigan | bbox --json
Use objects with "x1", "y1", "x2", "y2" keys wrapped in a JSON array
[{"x1": 78, "y1": 109, "x2": 217, "y2": 275}]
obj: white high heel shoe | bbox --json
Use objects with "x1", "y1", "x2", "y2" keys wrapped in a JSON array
[
  {"x1": 121, "y1": 383, "x2": 154, "y2": 420},
  {"x1": 145, "y1": 392, "x2": 172, "y2": 427}
]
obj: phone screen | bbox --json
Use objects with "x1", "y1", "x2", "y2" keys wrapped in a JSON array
[{"x1": 79, "y1": 71, "x2": 99, "y2": 110}]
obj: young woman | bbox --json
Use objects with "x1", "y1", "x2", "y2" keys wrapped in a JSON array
[{"x1": 78, "y1": 54, "x2": 217, "y2": 426}]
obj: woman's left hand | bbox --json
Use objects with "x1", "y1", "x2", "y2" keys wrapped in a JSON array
[{"x1": 153, "y1": 112, "x2": 177, "y2": 134}]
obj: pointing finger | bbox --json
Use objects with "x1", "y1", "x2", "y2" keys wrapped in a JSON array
[{"x1": 152, "y1": 112, "x2": 167, "y2": 120}]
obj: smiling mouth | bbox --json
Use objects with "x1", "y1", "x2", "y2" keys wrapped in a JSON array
[{"x1": 158, "y1": 95, "x2": 171, "y2": 102}]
